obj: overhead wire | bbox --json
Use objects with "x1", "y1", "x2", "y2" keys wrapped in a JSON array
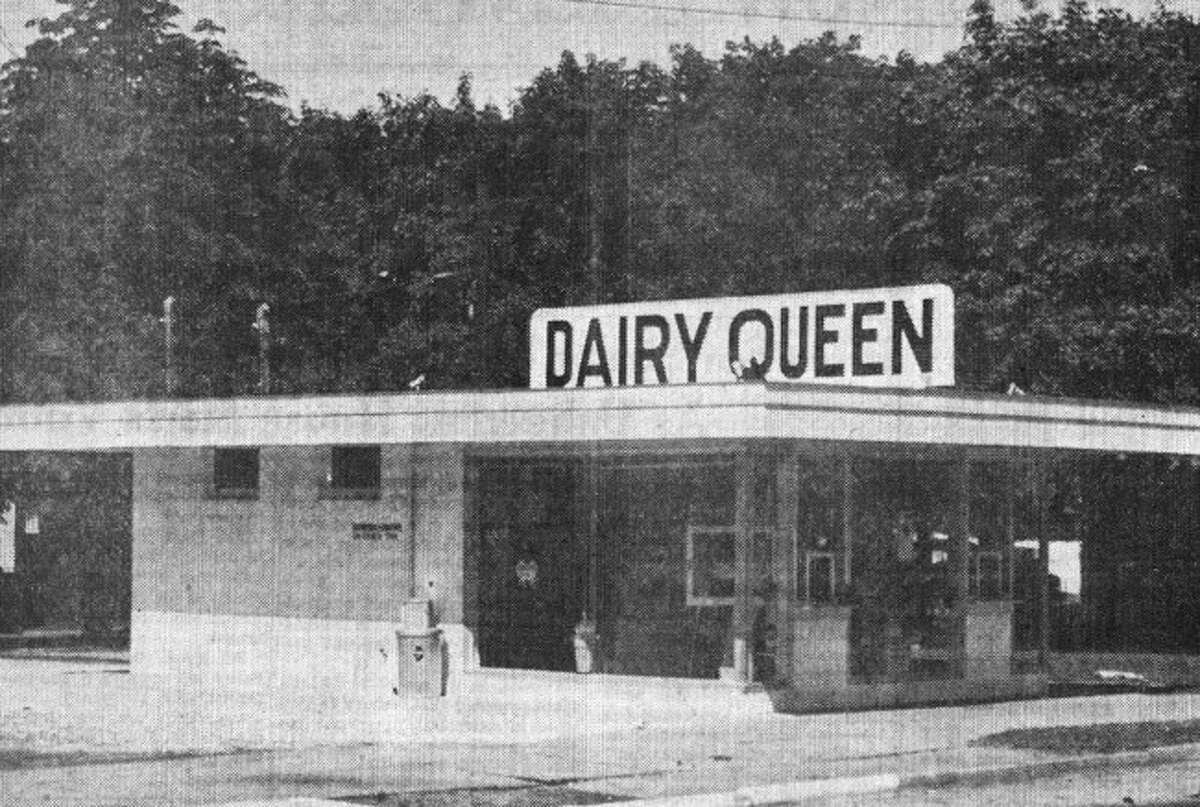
[{"x1": 560, "y1": 0, "x2": 963, "y2": 30}]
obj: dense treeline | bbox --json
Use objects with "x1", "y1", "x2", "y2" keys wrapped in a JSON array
[{"x1": 1, "y1": 0, "x2": 1198, "y2": 404}]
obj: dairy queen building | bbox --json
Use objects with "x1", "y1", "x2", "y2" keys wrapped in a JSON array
[{"x1": 1, "y1": 283, "x2": 1198, "y2": 711}]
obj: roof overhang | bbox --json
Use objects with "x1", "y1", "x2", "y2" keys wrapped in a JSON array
[{"x1": 0, "y1": 384, "x2": 1197, "y2": 456}]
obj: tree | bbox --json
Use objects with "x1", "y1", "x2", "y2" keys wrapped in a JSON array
[
  {"x1": 896, "y1": 1, "x2": 1200, "y2": 402},
  {"x1": 0, "y1": 0, "x2": 291, "y2": 403}
]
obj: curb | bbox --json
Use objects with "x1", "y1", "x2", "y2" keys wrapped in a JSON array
[
  {"x1": 905, "y1": 742, "x2": 1200, "y2": 791},
  {"x1": 587, "y1": 743, "x2": 1200, "y2": 806},
  {"x1": 216, "y1": 799, "x2": 349, "y2": 807},
  {"x1": 583, "y1": 773, "x2": 902, "y2": 806}
]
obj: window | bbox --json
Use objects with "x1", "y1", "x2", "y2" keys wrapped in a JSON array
[
  {"x1": 327, "y1": 445, "x2": 381, "y2": 498},
  {"x1": 687, "y1": 527, "x2": 736, "y2": 606},
  {"x1": 972, "y1": 551, "x2": 1005, "y2": 600},
  {"x1": 804, "y1": 552, "x2": 837, "y2": 603},
  {"x1": 212, "y1": 448, "x2": 259, "y2": 498}
]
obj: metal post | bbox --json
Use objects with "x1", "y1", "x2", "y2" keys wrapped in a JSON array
[
  {"x1": 162, "y1": 296, "x2": 177, "y2": 396},
  {"x1": 254, "y1": 303, "x2": 270, "y2": 395}
]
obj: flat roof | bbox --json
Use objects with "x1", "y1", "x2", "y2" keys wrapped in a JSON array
[{"x1": 0, "y1": 383, "x2": 1197, "y2": 456}]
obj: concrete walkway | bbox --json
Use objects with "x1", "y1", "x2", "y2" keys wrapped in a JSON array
[{"x1": 3, "y1": 657, "x2": 1200, "y2": 805}]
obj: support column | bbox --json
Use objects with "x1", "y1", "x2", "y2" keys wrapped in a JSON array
[
  {"x1": 775, "y1": 449, "x2": 800, "y2": 682},
  {"x1": 573, "y1": 455, "x2": 600, "y2": 674},
  {"x1": 951, "y1": 453, "x2": 972, "y2": 676},
  {"x1": 408, "y1": 443, "x2": 419, "y2": 600},
  {"x1": 841, "y1": 454, "x2": 854, "y2": 588},
  {"x1": 586, "y1": 458, "x2": 599, "y2": 620},
  {"x1": 731, "y1": 449, "x2": 754, "y2": 683},
  {"x1": 1034, "y1": 459, "x2": 1051, "y2": 669},
  {"x1": 461, "y1": 457, "x2": 480, "y2": 645}
]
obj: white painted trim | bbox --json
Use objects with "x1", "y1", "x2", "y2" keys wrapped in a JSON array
[{"x1": 1, "y1": 383, "x2": 1197, "y2": 455}]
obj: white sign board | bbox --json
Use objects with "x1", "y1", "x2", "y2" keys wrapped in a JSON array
[
  {"x1": 0, "y1": 502, "x2": 15, "y2": 573},
  {"x1": 530, "y1": 284, "x2": 954, "y2": 389}
]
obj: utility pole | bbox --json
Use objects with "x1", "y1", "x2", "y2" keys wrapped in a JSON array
[
  {"x1": 253, "y1": 303, "x2": 270, "y2": 395},
  {"x1": 162, "y1": 296, "x2": 177, "y2": 397}
]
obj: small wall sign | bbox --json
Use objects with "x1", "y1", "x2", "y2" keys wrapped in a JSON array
[{"x1": 351, "y1": 523, "x2": 403, "y2": 541}]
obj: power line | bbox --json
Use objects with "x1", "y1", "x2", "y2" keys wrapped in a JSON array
[{"x1": 561, "y1": 0, "x2": 963, "y2": 30}]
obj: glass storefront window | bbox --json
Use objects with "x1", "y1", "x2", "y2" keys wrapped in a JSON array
[
  {"x1": 687, "y1": 527, "x2": 736, "y2": 606},
  {"x1": 795, "y1": 456, "x2": 844, "y2": 603},
  {"x1": 805, "y1": 552, "x2": 837, "y2": 603},
  {"x1": 751, "y1": 530, "x2": 776, "y2": 599}
]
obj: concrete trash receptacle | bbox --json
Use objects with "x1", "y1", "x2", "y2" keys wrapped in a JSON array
[{"x1": 396, "y1": 628, "x2": 446, "y2": 696}]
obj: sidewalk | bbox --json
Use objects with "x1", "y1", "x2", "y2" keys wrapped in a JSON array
[{"x1": 3, "y1": 656, "x2": 1200, "y2": 805}]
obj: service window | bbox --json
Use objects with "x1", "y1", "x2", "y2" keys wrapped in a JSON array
[
  {"x1": 212, "y1": 448, "x2": 259, "y2": 499},
  {"x1": 328, "y1": 445, "x2": 381, "y2": 498},
  {"x1": 972, "y1": 551, "x2": 1005, "y2": 600},
  {"x1": 687, "y1": 527, "x2": 736, "y2": 606},
  {"x1": 804, "y1": 551, "x2": 837, "y2": 603}
]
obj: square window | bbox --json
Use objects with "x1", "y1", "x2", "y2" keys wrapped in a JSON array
[
  {"x1": 212, "y1": 448, "x2": 259, "y2": 498},
  {"x1": 328, "y1": 446, "x2": 381, "y2": 497}
]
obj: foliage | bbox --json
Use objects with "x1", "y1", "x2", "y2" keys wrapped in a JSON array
[
  {"x1": 899, "y1": 1, "x2": 1200, "y2": 400},
  {"x1": 0, "y1": 0, "x2": 290, "y2": 402},
  {"x1": 1, "y1": 0, "x2": 1197, "y2": 404}
]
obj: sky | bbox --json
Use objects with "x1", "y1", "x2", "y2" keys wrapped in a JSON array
[{"x1": 3, "y1": 0, "x2": 1199, "y2": 113}]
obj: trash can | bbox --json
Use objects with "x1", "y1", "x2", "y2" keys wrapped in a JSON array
[{"x1": 396, "y1": 628, "x2": 446, "y2": 697}]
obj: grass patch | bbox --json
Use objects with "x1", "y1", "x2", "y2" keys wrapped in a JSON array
[{"x1": 976, "y1": 720, "x2": 1200, "y2": 754}]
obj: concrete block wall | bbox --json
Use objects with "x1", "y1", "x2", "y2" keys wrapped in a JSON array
[{"x1": 130, "y1": 443, "x2": 466, "y2": 693}]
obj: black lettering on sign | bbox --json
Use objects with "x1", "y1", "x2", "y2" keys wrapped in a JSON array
[
  {"x1": 546, "y1": 320, "x2": 572, "y2": 387},
  {"x1": 851, "y1": 301, "x2": 884, "y2": 376},
  {"x1": 779, "y1": 306, "x2": 809, "y2": 379},
  {"x1": 576, "y1": 318, "x2": 612, "y2": 386},
  {"x1": 676, "y1": 312, "x2": 712, "y2": 383},
  {"x1": 892, "y1": 299, "x2": 934, "y2": 374},
  {"x1": 634, "y1": 315, "x2": 670, "y2": 384},
  {"x1": 618, "y1": 316, "x2": 628, "y2": 386},
  {"x1": 728, "y1": 309, "x2": 774, "y2": 374},
  {"x1": 814, "y1": 304, "x2": 845, "y2": 377}
]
